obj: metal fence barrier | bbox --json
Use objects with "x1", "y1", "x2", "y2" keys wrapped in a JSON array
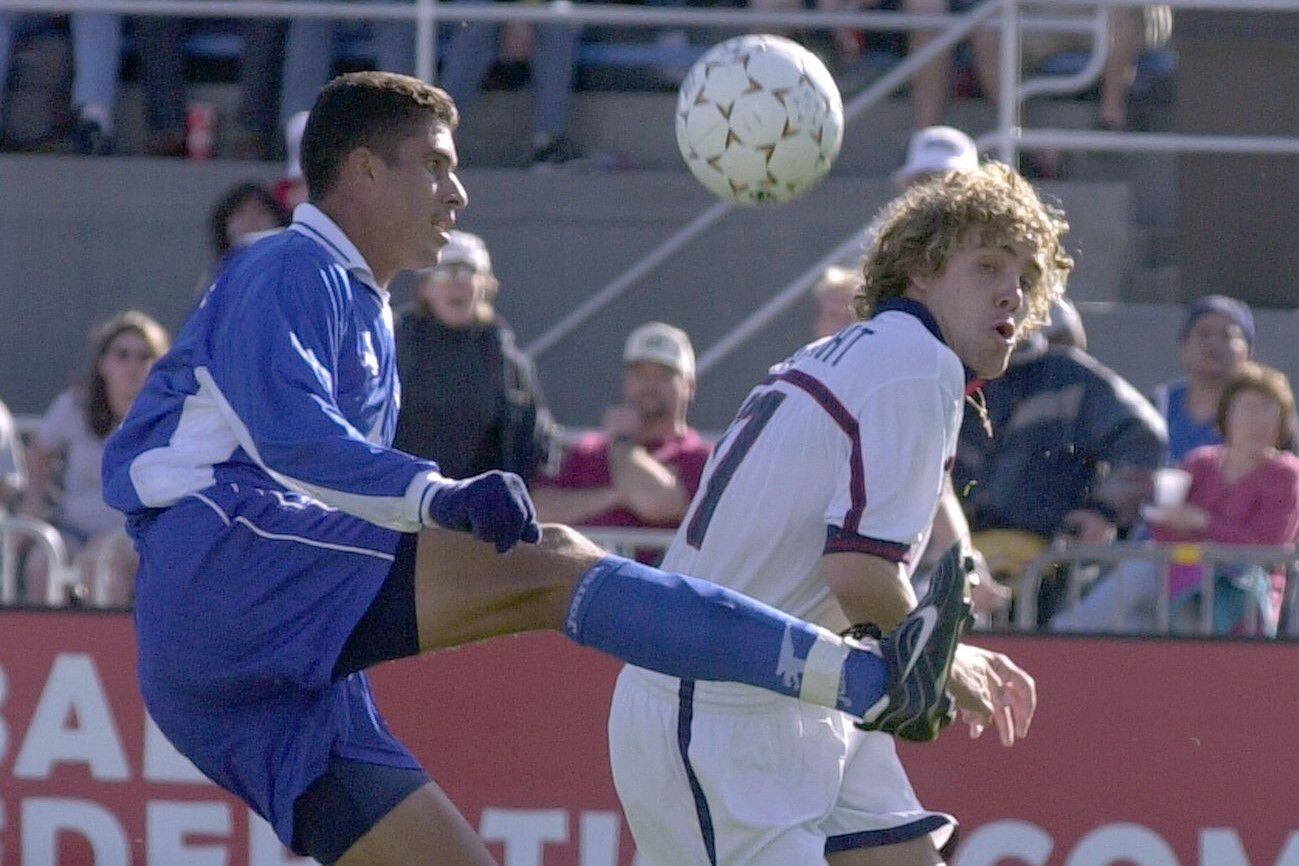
[
  {"x1": 580, "y1": 527, "x2": 676, "y2": 562},
  {"x1": 0, "y1": 516, "x2": 74, "y2": 606},
  {"x1": 1015, "y1": 541, "x2": 1299, "y2": 637}
]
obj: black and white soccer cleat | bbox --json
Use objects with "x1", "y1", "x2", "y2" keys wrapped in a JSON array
[{"x1": 851, "y1": 543, "x2": 973, "y2": 742}]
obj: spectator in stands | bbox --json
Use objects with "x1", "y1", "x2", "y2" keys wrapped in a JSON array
[
  {"x1": 0, "y1": 7, "x2": 122, "y2": 153},
  {"x1": 811, "y1": 265, "x2": 859, "y2": 339},
  {"x1": 437, "y1": 5, "x2": 582, "y2": 166},
  {"x1": 22, "y1": 311, "x2": 169, "y2": 606},
  {"x1": 394, "y1": 230, "x2": 555, "y2": 482},
  {"x1": 133, "y1": 17, "x2": 287, "y2": 158},
  {"x1": 273, "y1": 111, "x2": 310, "y2": 212},
  {"x1": 209, "y1": 181, "x2": 291, "y2": 263},
  {"x1": 1054, "y1": 362, "x2": 1299, "y2": 636},
  {"x1": 278, "y1": 14, "x2": 418, "y2": 134},
  {"x1": 532, "y1": 323, "x2": 711, "y2": 545},
  {"x1": 952, "y1": 300, "x2": 1167, "y2": 618},
  {"x1": 895, "y1": 1, "x2": 1146, "y2": 133},
  {"x1": 894, "y1": 124, "x2": 978, "y2": 187},
  {"x1": 0, "y1": 396, "x2": 26, "y2": 514},
  {"x1": 1153, "y1": 294, "x2": 1254, "y2": 465}
]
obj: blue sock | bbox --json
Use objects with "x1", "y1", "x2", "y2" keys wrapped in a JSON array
[{"x1": 565, "y1": 556, "x2": 887, "y2": 717}]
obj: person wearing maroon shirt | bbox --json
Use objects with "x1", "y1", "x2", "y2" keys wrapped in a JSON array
[
  {"x1": 1053, "y1": 362, "x2": 1299, "y2": 635},
  {"x1": 532, "y1": 323, "x2": 712, "y2": 552}
]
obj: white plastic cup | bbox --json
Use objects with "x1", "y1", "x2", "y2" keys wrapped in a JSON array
[{"x1": 1153, "y1": 467, "x2": 1192, "y2": 507}]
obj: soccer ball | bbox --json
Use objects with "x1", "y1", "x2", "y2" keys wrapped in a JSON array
[{"x1": 675, "y1": 35, "x2": 844, "y2": 206}]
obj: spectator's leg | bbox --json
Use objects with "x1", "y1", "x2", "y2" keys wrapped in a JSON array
[
  {"x1": 280, "y1": 20, "x2": 337, "y2": 128},
  {"x1": 0, "y1": 12, "x2": 15, "y2": 130},
  {"x1": 70, "y1": 6, "x2": 123, "y2": 151},
  {"x1": 1098, "y1": 7, "x2": 1141, "y2": 130},
  {"x1": 135, "y1": 16, "x2": 188, "y2": 154},
  {"x1": 438, "y1": 2, "x2": 501, "y2": 116},
  {"x1": 236, "y1": 19, "x2": 287, "y2": 159},
  {"x1": 1049, "y1": 560, "x2": 1158, "y2": 633},
  {"x1": 373, "y1": 9, "x2": 416, "y2": 77},
  {"x1": 965, "y1": 0, "x2": 1001, "y2": 105},
  {"x1": 530, "y1": 21, "x2": 579, "y2": 150},
  {"x1": 905, "y1": 0, "x2": 955, "y2": 128}
]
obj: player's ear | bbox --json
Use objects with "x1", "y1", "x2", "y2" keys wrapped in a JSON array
[
  {"x1": 903, "y1": 271, "x2": 930, "y2": 303},
  {"x1": 345, "y1": 147, "x2": 378, "y2": 185}
]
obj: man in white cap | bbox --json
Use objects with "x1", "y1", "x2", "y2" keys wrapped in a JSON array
[
  {"x1": 533, "y1": 322, "x2": 712, "y2": 539},
  {"x1": 895, "y1": 125, "x2": 979, "y2": 187}
]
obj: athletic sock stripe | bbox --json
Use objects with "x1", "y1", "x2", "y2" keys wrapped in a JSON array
[{"x1": 677, "y1": 680, "x2": 718, "y2": 866}]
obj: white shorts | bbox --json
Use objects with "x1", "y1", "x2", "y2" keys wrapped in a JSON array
[{"x1": 608, "y1": 666, "x2": 956, "y2": 866}]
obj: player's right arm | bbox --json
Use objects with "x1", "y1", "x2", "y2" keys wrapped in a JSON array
[
  {"x1": 823, "y1": 552, "x2": 916, "y2": 631},
  {"x1": 201, "y1": 256, "x2": 537, "y2": 548}
]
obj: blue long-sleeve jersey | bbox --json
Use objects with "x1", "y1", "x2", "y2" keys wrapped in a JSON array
[{"x1": 103, "y1": 204, "x2": 444, "y2": 534}]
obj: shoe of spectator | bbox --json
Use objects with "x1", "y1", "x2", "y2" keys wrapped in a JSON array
[
  {"x1": 71, "y1": 119, "x2": 114, "y2": 156},
  {"x1": 530, "y1": 134, "x2": 583, "y2": 170},
  {"x1": 144, "y1": 131, "x2": 187, "y2": 159}
]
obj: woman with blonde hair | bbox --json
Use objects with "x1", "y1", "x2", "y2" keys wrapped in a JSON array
[{"x1": 23, "y1": 311, "x2": 169, "y2": 606}]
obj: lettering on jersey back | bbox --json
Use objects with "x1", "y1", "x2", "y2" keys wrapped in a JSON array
[{"x1": 808, "y1": 323, "x2": 873, "y2": 367}]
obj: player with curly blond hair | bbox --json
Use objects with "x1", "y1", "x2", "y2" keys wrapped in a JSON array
[{"x1": 610, "y1": 160, "x2": 1065, "y2": 866}]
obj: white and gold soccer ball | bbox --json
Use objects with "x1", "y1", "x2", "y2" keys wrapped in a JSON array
[{"x1": 675, "y1": 34, "x2": 844, "y2": 206}]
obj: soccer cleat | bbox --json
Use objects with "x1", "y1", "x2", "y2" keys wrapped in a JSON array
[{"x1": 851, "y1": 543, "x2": 973, "y2": 741}]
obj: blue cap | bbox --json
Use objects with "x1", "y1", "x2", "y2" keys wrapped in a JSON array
[{"x1": 1178, "y1": 295, "x2": 1254, "y2": 346}]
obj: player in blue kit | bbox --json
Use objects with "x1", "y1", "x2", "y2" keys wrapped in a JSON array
[{"x1": 102, "y1": 72, "x2": 983, "y2": 866}]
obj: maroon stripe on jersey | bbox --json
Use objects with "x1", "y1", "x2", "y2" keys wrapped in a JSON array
[
  {"x1": 823, "y1": 525, "x2": 911, "y2": 562},
  {"x1": 762, "y1": 369, "x2": 867, "y2": 531}
]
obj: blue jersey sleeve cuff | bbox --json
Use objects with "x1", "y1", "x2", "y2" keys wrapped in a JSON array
[{"x1": 823, "y1": 525, "x2": 911, "y2": 563}]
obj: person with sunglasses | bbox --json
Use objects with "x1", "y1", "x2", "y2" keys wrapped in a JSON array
[{"x1": 22, "y1": 311, "x2": 168, "y2": 605}]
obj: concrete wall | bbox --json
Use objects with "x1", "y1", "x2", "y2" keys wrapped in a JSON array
[{"x1": 0, "y1": 155, "x2": 1212, "y2": 433}]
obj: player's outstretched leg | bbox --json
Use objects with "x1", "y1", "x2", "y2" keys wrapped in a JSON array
[
  {"x1": 853, "y1": 542, "x2": 973, "y2": 742},
  {"x1": 410, "y1": 525, "x2": 966, "y2": 725}
]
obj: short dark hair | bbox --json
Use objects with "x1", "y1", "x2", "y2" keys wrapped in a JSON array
[
  {"x1": 301, "y1": 71, "x2": 458, "y2": 200},
  {"x1": 209, "y1": 181, "x2": 290, "y2": 258}
]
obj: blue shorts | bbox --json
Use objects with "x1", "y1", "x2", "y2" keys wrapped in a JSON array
[{"x1": 133, "y1": 483, "x2": 424, "y2": 853}]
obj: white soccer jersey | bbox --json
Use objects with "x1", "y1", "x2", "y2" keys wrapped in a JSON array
[
  {"x1": 660, "y1": 300, "x2": 967, "y2": 628},
  {"x1": 612, "y1": 300, "x2": 967, "y2": 866}
]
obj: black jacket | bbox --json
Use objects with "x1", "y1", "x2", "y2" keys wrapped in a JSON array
[
  {"x1": 954, "y1": 339, "x2": 1168, "y2": 537},
  {"x1": 394, "y1": 306, "x2": 554, "y2": 481}
]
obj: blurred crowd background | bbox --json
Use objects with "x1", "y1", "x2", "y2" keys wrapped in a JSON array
[{"x1": 1, "y1": 0, "x2": 1296, "y2": 640}]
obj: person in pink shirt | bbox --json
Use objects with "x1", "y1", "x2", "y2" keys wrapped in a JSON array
[
  {"x1": 532, "y1": 323, "x2": 713, "y2": 557},
  {"x1": 1053, "y1": 361, "x2": 1299, "y2": 635}
]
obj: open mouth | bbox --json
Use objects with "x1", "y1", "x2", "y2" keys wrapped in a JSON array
[{"x1": 993, "y1": 322, "x2": 1016, "y2": 341}]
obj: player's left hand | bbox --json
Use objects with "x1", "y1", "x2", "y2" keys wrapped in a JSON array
[
  {"x1": 426, "y1": 471, "x2": 543, "y2": 554},
  {"x1": 950, "y1": 643, "x2": 1036, "y2": 747}
]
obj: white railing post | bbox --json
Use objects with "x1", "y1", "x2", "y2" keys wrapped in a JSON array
[
  {"x1": 416, "y1": 0, "x2": 437, "y2": 84},
  {"x1": 996, "y1": 0, "x2": 1020, "y2": 166}
]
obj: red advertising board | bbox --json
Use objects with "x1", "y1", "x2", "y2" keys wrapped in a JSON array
[{"x1": 1, "y1": 611, "x2": 1297, "y2": 865}]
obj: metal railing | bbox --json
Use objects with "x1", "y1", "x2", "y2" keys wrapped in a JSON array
[
  {"x1": 1015, "y1": 541, "x2": 1299, "y2": 637},
  {"x1": 581, "y1": 526, "x2": 677, "y2": 561},
  {"x1": 0, "y1": 516, "x2": 74, "y2": 606}
]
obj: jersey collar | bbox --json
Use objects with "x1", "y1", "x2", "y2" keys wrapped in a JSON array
[
  {"x1": 289, "y1": 203, "x2": 385, "y2": 298},
  {"x1": 873, "y1": 297, "x2": 980, "y2": 388}
]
